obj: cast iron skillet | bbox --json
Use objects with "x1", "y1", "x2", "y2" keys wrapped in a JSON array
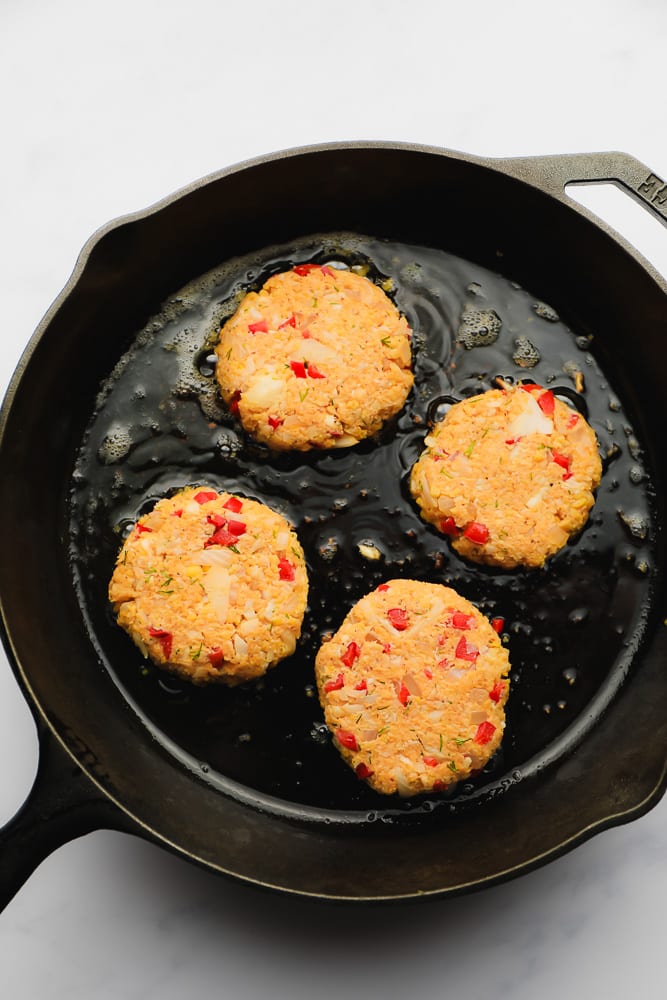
[{"x1": 0, "y1": 143, "x2": 666, "y2": 908}]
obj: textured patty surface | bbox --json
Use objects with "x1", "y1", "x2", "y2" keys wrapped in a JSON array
[
  {"x1": 215, "y1": 264, "x2": 413, "y2": 450},
  {"x1": 410, "y1": 384, "x2": 602, "y2": 568},
  {"x1": 108, "y1": 487, "x2": 308, "y2": 685},
  {"x1": 314, "y1": 579, "x2": 510, "y2": 797}
]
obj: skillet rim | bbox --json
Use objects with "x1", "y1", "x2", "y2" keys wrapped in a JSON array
[{"x1": 1, "y1": 140, "x2": 666, "y2": 902}]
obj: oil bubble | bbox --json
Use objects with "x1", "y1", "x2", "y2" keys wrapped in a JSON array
[
  {"x1": 534, "y1": 301, "x2": 559, "y2": 322},
  {"x1": 513, "y1": 336, "x2": 540, "y2": 368},
  {"x1": 617, "y1": 509, "x2": 649, "y2": 541},
  {"x1": 97, "y1": 427, "x2": 132, "y2": 465},
  {"x1": 457, "y1": 305, "x2": 501, "y2": 349}
]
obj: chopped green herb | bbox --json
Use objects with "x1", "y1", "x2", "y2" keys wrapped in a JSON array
[
  {"x1": 230, "y1": 545, "x2": 240, "y2": 554},
  {"x1": 448, "y1": 760, "x2": 458, "y2": 773},
  {"x1": 454, "y1": 736, "x2": 472, "y2": 746},
  {"x1": 299, "y1": 388, "x2": 310, "y2": 402},
  {"x1": 380, "y1": 335, "x2": 392, "y2": 346},
  {"x1": 439, "y1": 733, "x2": 443, "y2": 752},
  {"x1": 465, "y1": 440, "x2": 476, "y2": 458},
  {"x1": 192, "y1": 642, "x2": 203, "y2": 661},
  {"x1": 226, "y1": 347, "x2": 232, "y2": 360},
  {"x1": 377, "y1": 726, "x2": 389, "y2": 737}
]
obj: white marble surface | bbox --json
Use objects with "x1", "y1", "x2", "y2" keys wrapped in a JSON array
[{"x1": 1, "y1": 1, "x2": 666, "y2": 996}]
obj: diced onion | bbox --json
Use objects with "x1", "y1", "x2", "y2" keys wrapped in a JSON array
[
  {"x1": 244, "y1": 373, "x2": 285, "y2": 408},
  {"x1": 189, "y1": 548, "x2": 233, "y2": 567},
  {"x1": 202, "y1": 566, "x2": 231, "y2": 622},
  {"x1": 233, "y1": 634, "x2": 249, "y2": 659},
  {"x1": 507, "y1": 392, "x2": 553, "y2": 438}
]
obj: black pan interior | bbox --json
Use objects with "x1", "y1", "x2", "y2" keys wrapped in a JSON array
[
  {"x1": 69, "y1": 230, "x2": 656, "y2": 821},
  {"x1": 1, "y1": 145, "x2": 665, "y2": 897}
]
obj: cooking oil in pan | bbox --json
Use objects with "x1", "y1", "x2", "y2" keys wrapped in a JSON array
[{"x1": 69, "y1": 233, "x2": 657, "y2": 821}]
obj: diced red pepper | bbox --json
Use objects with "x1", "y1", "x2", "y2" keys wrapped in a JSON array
[
  {"x1": 207, "y1": 512, "x2": 227, "y2": 528},
  {"x1": 223, "y1": 497, "x2": 243, "y2": 513},
  {"x1": 301, "y1": 330, "x2": 311, "y2": 339},
  {"x1": 377, "y1": 583, "x2": 390, "y2": 592},
  {"x1": 172, "y1": 508, "x2": 183, "y2": 518},
  {"x1": 290, "y1": 360, "x2": 307, "y2": 378},
  {"x1": 229, "y1": 390, "x2": 241, "y2": 415},
  {"x1": 324, "y1": 672, "x2": 345, "y2": 693},
  {"x1": 205, "y1": 527, "x2": 238, "y2": 548},
  {"x1": 307, "y1": 363, "x2": 325, "y2": 379},
  {"x1": 474, "y1": 720, "x2": 496, "y2": 745},
  {"x1": 148, "y1": 627, "x2": 172, "y2": 660},
  {"x1": 538, "y1": 390, "x2": 555, "y2": 416},
  {"x1": 463, "y1": 521, "x2": 490, "y2": 545},
  {"x1": 455, "y1": 637, "x2": 479, "y2": 662},
  {"x1": 397, "y1": 682, "x2": 411, "y2": 706},
  {"x1": 491, "y1": 617, "x2": 505, "y2": 634},
  {"x1": 423, "y1": 756, "x2": 439, "y2": 768},
  {"x1": 208, "y1": 646, "x2": 225, "y2": 667},
  {"x1": 248, "y1": 319, "x2": 269, "y2": 334},
  {"x1": 278, "y1": 314, "x2": 297, "y2": 329},
  {"x1": 387, "y1": 607, "x2": 409, "y2": 631},
  {"x1": 519, "y1": 382, "x2": 542, "y2": 393},
  {"x1": 563, "y1": 471, "x2": 573, "y2": 481},
  {"x1": 440, "y1": 516, "x2": 460, "y2": 537},
  {"x1": 336, "y1": 729, "x2": 359, "y2": 751},
  {"x1": 382, "y1": 643, "x2": 392, "y2": 654},
  {"x1": 268, "y1": 416, "x2": 284, "y2": 429},
  {"x1": 293, "y1": 263, "x2": 334, "y2": 277},
  {"x1": 354, "y1": 679, "x2": 368, "y2": 692},
  {"x1": 566, "y1": 413, "x2": 580, "y2": 429},
  {"x1": 451, "y1": 611, "x2": 475, "y2": 630},
  {"x1": 226, "y1": 519, "x2": 247, "y2": 536},
  {"x1": 489, "y1": 681, "x2": 506, "y2": 703},
  {"x1": 552, "y1": 450, "x2": 571, "y2": 471},
  {"x1": 437, "y1": 658, "x2": 452, "y2": 670},
  {"x1": 340, "y1": 641, "x2": 361, "y2": 667},
  {"x1": 194, "y1": 490, "x2": 218, "y2": 505},
  {"x1": 433, "y1": 780, "x2": 447, "y2": 792},
  {"x1": 423, "y1": 667, "x2": 433, "y2": 680},
  {"x1": 278, "y1": 557, "x2": 295, "y2": 581},
  {"x1": 355, "y1": 762, "x2": 373, "y2": 780},
  {"x1": 135, "y1": 523, "x2": 152, "y2": 536}
]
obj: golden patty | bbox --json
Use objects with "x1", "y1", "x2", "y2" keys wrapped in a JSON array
[
  {"x1": 108, "y1": 487, "x2": 308, "y2": 685},
  {"x1": 410, "y1": 384, "x2": 602, "y2": 568},
  {"x1": 215, "y1": 264, "x2": 413, "y2": 450},
  {"x1": 314, "y1": 579, "x2": 510, "y2": 797}
]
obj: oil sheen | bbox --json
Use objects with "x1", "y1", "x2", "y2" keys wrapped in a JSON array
[{"x1": 69, "y1": 233, "x2": 657, "y2": 820}]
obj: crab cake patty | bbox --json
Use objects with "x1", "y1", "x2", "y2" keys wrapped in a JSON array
[
  {"x1": 108, "y1": 487, "x2": 308, "y2": 685},
  {"x1": 314, "y1": 580, "x2": 510, "y2": 797},
  {"x1": 215, "y1": 264, "x2": 413, "y2": 450},
  {"x1": 410, "y1": 384, "x2": 602, "y2": 569}
]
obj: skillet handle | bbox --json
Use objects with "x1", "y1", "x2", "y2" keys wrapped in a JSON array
[
  {"x1": 493, "y1": 151, "x2": 667, "y2": 228},
  {"x1": 0, "y1": 721, "x2": 123, "y2": 911}
]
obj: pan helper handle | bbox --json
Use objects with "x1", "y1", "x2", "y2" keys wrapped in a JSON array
[{"x1": 491, "y1": 151, "x2": 667, "y2": 229}]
